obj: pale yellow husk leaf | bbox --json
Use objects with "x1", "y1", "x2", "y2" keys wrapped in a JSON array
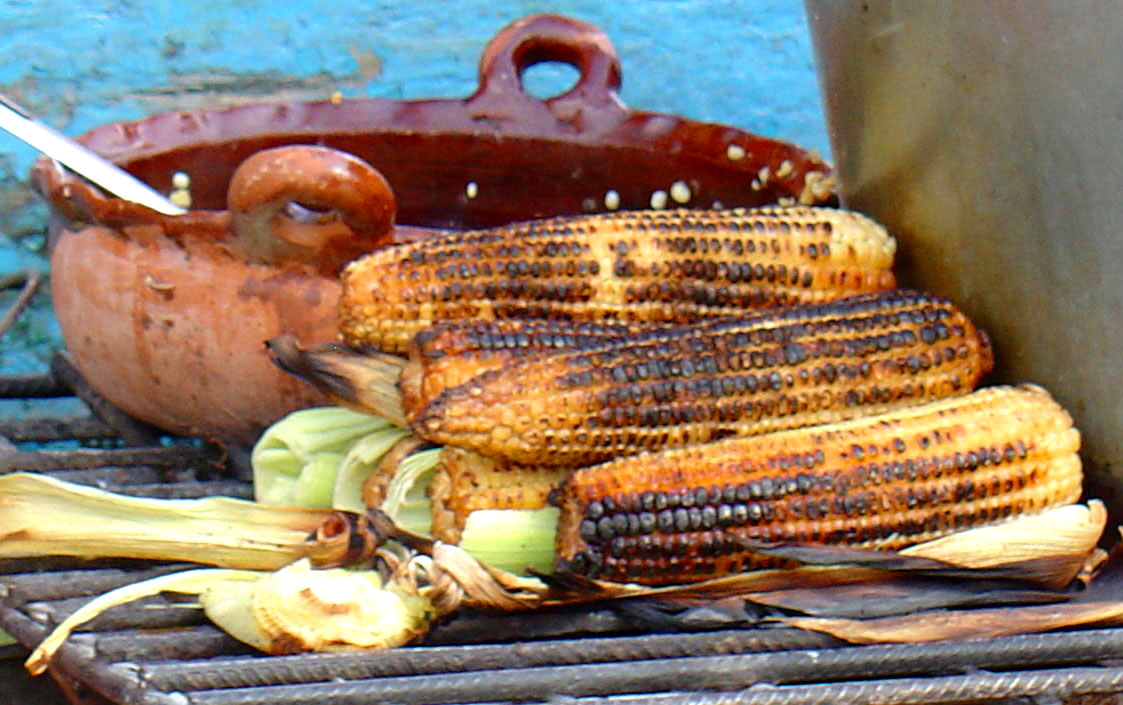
[{"x1": 0, "y1": 472, "x2": 334, "y2": 570}]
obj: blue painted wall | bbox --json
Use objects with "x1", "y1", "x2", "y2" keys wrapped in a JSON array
[{"x1": 0, "y1": 0, "x2": 827, "y2": 375}]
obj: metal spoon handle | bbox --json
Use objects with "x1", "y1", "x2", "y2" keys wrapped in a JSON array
[{"x1": 0, "y1": 94, "x2": 185, "y2": 216}]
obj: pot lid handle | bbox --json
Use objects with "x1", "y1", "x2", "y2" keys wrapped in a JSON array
[{"x1": 469, "y1": 14, "x2": 627, "y2": 131}]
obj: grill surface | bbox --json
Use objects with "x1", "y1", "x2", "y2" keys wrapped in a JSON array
[{"x1": 4, "y1": 356, "x2": 1123, "y2": 705}]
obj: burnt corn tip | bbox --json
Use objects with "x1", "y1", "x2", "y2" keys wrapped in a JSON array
[
  {"x1": 553, "y1": 385, "x2": 1082, "y2": 585},
  {"x1": 267, "y1": 336, "x2": 408, "y2": 426},
  {"x1": 266, "y1": 334, "x2": 318, "y2": 380}
]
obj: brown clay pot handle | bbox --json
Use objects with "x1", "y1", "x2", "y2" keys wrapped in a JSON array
[
  {"x1": 469, "y1": 14, "x2": 626, "y2": 127},
  {"x1": 227, "y1": 145, "x2": 396, "y2": 275}
]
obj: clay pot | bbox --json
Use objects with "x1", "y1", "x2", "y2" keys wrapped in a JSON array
[{"x1": 34, "y1": 14, "x2": 835, "y2": 445}]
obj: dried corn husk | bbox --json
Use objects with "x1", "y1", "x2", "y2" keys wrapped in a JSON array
[
  {"x1": 900, "y1": 500, "x2": 1108, "y2": 589},
  {"x1": 0, "y1": 473, "x2": 341, "y2": 570},
  {"x1": 26, "y1": 558, "x2": 435, "y2": 674},
  {"x1": 20, "y1": 496, "x2": 1112, "y2": 669},
  {"x1": 204, "y1": 558, "x2": 434, "y2": 653},
  {"x1": 26, "y1": 567, "x2": 263, "y2": 675}
]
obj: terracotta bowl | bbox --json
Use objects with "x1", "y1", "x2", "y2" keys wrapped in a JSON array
[{"x1": 34, "y1": 14, "x2": 836, "y2": 445}]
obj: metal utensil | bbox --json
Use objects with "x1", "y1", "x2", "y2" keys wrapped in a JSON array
[{"x1": 0, "y1": 94, "x2": 185, "y2": 216}]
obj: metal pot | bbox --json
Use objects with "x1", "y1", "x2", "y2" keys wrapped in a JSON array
[{"x1": 805, "y1": 1, "x2": 1123, "y2": 499}]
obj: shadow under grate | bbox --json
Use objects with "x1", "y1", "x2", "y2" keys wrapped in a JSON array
[{"x1": 5, "y1": 362, "x2": 1123, "y2": 705}]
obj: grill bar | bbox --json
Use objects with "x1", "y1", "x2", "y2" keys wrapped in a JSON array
[
  {"x1": 0, "y1": 445, "x2": 221, "y2": 473},
  {"x1": 0, "y1": 416, "x2": 117, "y2": 443},
  {"x1": 572, "y1": 666, "x2": 1123, "y2": 705},
  {"x1": 0, "y1": 606, "x2": 185, "y2": 705},
  {"x1": 424, "y1": 607, "x2": 654, "y2": 645},
  {"x1": 49, "y1": 352, "x2": 165, "y2": 448},
  {"x1": 177, "y1": 631, "x2": 1123, "y2": 705},
  {"x1": 28, "y1": 465, "x2": 166, "y2": 486},
  {"x1": 109, "y1": 479, "x2": 254, "y2": 500},
  {"x1": 0, "y1": 372, "x2": 70, "y2": 399},
  {"x1": 2, "y1": 565, "x2": 194, "y2": 603},
  {"x1": 139, "y1": 629, "x2": 842, "y2": 691},
  {"x1": 93, "y1": 626, "x2": 251, "y2": 662}
]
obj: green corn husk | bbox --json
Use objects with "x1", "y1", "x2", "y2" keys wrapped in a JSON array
[
  {"x1": 252, "y1": 407, "x2": 392, "y2": 506},
  {"x1": 377, "y1": 448, "x2": 558, "y2": 575},
  {"x1": 458, "y1": 508, "x2": 559, "y2": 576},
  {"x1": 381, "y1": 448, "x2": 441, "y2": 537},
  {"x1": 250, "y1": 408, "x2": 561, "y2": 576},
  {"x1": 333, "y1": 427, "x2": 411, "y2": 513}
]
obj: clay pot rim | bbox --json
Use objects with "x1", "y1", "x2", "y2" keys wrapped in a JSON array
[{"x1": 29, "y1": 13, "x2": 834, "y2": 235}]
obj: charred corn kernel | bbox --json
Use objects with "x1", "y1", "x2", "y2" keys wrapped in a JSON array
[
  {"x1": 402, "y1": 319, "x2": 646, "y2": 416},
  {"x1": 410, "y1": 319, "x2": 644, "y2": 361},
  {"x1": 553, "y1": 385, "x2": 1082, "y2": 585},
  {"x1": 340, "y1": 206, "x2": 898, "y2": 353},
  {"x1": 429, "y1": 448, "x2": 569, "y2": 544},
  {"x1": 403, "y1": 289, "x2": 993, "y2": 466}
]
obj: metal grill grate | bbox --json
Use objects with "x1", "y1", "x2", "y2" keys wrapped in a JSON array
[{"x1": 5, "y1": 357, "x2": 1123, "y2": 705}]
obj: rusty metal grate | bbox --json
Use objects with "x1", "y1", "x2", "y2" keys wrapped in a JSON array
[{"x1": 6, "y1": 358, "x2": 1123, "y2": 705}]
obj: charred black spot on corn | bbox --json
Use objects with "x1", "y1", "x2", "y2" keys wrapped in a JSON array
[
  {"x1": 340, "y1": 206, "x2": 897, "y2": 354},
  {"x1": 552, "y1": 385, "x2": 1082, "y2": 585}
]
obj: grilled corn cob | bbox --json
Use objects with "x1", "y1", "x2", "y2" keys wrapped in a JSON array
[
  {"x1": 429, "y1": 448, "x2": 568, "y2": 544},
  {"x1": 402, "y1": 289, "x2": 993, "y2": 466},
  {"x1": 553, "y1": 385, "x2": 1083, "y2": 585},
  {"x1": 340, "y1": 206, "x2": 897, "y2": 353},
  {"x1": 275, "y1": 290, "x2": 993, "y2": 467}
]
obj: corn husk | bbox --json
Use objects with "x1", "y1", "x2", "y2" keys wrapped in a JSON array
[
  {"x1": 0, "y1": 473, "x2": 338, "y2": 570},
  {"x1": 381, "y1": 448, "x2": 441, "y2": 536},
  {"x1": 26, "y1": 558, "x2": 434, "y2": 675},
  {"x1": 253, "y1": 406, "x2": 391, "y2": 506},
  {"x1": 16, "y1": 488, "x2": 1113, "y2": 666},
  {"x1": 25, "y1": 567, "x2": 263, "y2": 675},
  {"x1": 205, "y1": 558, "x2": 433, "y2": 654},
  {"x1": 332, "y1": 427, "x2": 411, "y2": 512},
  {"x1": 899, "y1": 500, "x2": 1108, "y2": 589}
]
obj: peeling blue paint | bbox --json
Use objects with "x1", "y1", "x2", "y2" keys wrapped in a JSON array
[{"x1": 0, "y1": 0, "x2": 827, "y2": 175}]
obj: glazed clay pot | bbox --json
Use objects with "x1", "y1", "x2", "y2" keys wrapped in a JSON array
[
  {"x1": 36, "y1": 14, "x2": 835, "y2": 445},
  {"x1": 47, "y1": 146, "x2": 395, "y2": 445}
]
